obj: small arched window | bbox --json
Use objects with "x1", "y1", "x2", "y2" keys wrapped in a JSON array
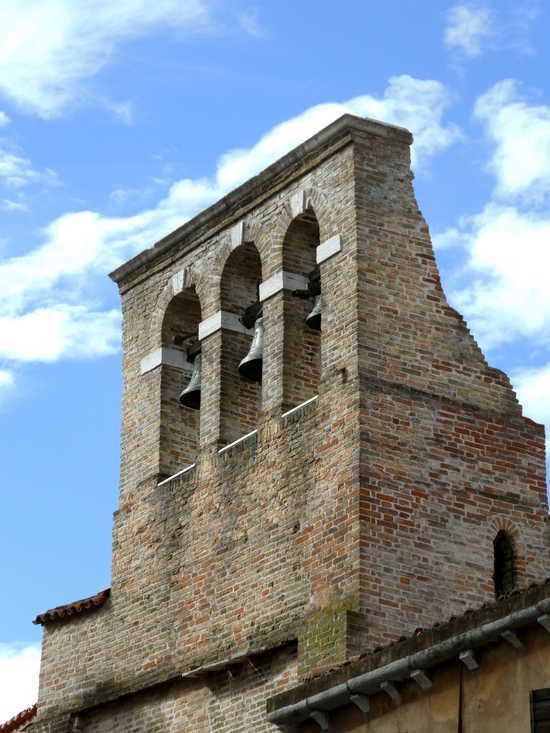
[
  {"x1": 493, "y1": 530, "x2": 516, "y2": 598},
  {"x1": 219, "y1": 241, "x2": 263, "y2": 446},
  {"x1": 281, "y1": 209, "x2": 321, "y2": 412},
  {"x1": 160, "y1": 287, "x2": 202, "y2": 476}
]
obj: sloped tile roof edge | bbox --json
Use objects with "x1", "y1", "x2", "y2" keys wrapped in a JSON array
[
  {"x1": 33, "y1": 588, "x2": 110, "y2": 626},
  {"x1": 0, "y1": 704, "x2": 37, "y2": 732}
]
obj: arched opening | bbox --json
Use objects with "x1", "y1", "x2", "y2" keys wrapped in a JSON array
[
  {"x1": 160, "y1": 287, "x2": 202, "y2": 476},
  {"x1": 493, "y1": 530, "x2": 516, "y2": 598},
  {"x1": 220, "y1": 242, "x2": 263, "y2": 446},
  {"x1": 282, "y1": 209, "x2": 321, "y2": 413}
]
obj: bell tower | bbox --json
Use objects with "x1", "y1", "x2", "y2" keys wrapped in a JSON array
[{"x1": 32, "y1": 115, "x2": 549, "y2": 731}]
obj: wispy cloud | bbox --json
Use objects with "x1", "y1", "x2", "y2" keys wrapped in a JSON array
[
  {"x1": 0, "y1": 111, "x2": 9, "y2": 126},
  {"x1": 0, "y1": 643, "x2": 40, "y2": 723},
  {"x1": 238, "y1": 7, "x2": 265, "y2": 38},
  {"x1": 0, "y1": 0, "x2": 212, "y2": 118},
  {"x1": 2, "y1": 198, "x2": 30, "y2": 212},
  {"x1": 0, "y1": 145, "x2": 59, "y2": 189},
  {"x1": 0, "y1": 76, "x2": 460, "y2": 374},
  {"x1": 444, "y1": 3, "x2": 492, "y2": 57},
  {"x1": 444, "y1": 1, "x2": 539, "y2": 60}
]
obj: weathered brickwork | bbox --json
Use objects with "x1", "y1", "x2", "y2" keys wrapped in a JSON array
[
  {"x1": 352, "y1": 129, "x2": 549, "y2": 647},
  {"x1": 27, "y1": 115, "x2": 549, "y2": 732}
]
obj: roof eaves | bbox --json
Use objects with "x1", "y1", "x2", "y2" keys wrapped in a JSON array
[
  {"x1": 33, "y1": 588, "x2": 110, "y2": 626},
  {"x1": 267, "y1": 579, "x2": 550, "y2": 728},
  {"x1": 0, "y1": 704, "x2": 37, "y2": 732}
]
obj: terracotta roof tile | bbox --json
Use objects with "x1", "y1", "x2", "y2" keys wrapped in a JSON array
[
  {"x1": 0, "y1": 704, "x2": 37, "y2": 732},
  {"x1": 33, "y1": 588, "x2": 110, "y2": 626}
]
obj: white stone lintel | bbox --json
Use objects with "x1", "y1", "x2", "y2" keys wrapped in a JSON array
[
  {"x1": 316, "y1": 234, "x2": 342, "y2": 264},
  {"x1": 140, "y1": 347, "x2": 193, "y2": 375},
  {"x1": 198, "y1": 310, "x2": 252, "y2": 340},
  {"x1": 290, "y1": 190, "x2": 306, "y2": 217},
  {"x1": 259, "y1": 270, "x2": 309, "y2": 302},
  {"x1": 171, "y1": 267, "x2": 187, "y2": 295},
  {"x1": 230, "y1": 220, "x2": 245, "y2": 249}
]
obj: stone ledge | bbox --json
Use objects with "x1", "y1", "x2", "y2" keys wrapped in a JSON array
[{"x1": 282, "y1": 395, "x2": 319, "y2": 426}]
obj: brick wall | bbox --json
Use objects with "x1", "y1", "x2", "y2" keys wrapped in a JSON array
[{"x1": 353, "y1": 130, "x2": 549, "y2": 646}]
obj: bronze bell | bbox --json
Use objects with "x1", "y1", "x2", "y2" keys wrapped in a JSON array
[
  {"x1": 238, "y1": 317, "x2": 264, "y2": 382},
  {"x1": 305, "y1": 294, "x2": 322, "y2": 331},
  {"x1": 179, "y1": 352, "x2": 201, "y2": 409}
]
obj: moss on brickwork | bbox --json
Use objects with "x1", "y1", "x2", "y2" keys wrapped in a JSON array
[{"x1": 298, "y1": 596, "x2": 365, "y2": 679}]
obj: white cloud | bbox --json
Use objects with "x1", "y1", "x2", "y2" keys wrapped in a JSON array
[
  {"x1": 0, "y1": 643, "x2": 40, "y2": 723},
  {"x1": 218, "y1": 76, "x2": 461, "y2": 187},
  {"x1": 0, "y1": 307, "x2": 121, "y2": 362},
  {"x1": 434, "y1": 80, "x2": 550, "y2": 353},
  {"x1": 0, "y1": 111, "x2": 9, "y2": 126},
  {"x1": 444, "y1": 3, "x2": 492, "y2": 57},
  {"x1": 474, "y1": 79, "x2": 550, "y2": 200},
  {"x1": 0, "y1": 0, "x2": 211, "y2": 118},
  {"x1": 512, "y1": 363, "x2": 550, "y2": 427},
  {"x1": 441, "y1": 205, "x2": 550, "y2": 350},
  {"x1": 0, "y1": 369, "x2": 15, "y2": 390},
  {"x1": 0, "y1": 76, "x2": 459, "y2": 370}
]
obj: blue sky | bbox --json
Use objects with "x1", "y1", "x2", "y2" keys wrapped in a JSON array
[{"x1": 1, "y1": 0, "x2": 549, "y2": 720}]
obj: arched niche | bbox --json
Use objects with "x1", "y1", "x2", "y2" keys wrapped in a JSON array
[
  {"x1": 159, "y1": 287, "x2": 202, "y2": 476},
  {"x1": 219, "y1": 242, "x2": 263, "y2": 446},
  {"x1": 282, "y1": 209, "x2": 321, "y2": 412}
]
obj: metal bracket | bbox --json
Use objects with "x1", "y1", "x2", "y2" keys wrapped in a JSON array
[
  {"x1": 459, "y1": 649, "x2": 479, "y2": 671},
  {"x1": 380, "y1": 680, "x2": 401, "y2": 703},
  {"x1": 350, "y1": 693, "x2": 370, "y2": 716},
  {"x1": 410, "y1": 669, "x2": 433, "y2": 690},
  {"x1": 538, "y1": 614, "x2": 550, "y2": 634},
  {"x1": 310, "y1": 710, "x2": 330, "y2": 731},
  {"x1": 500, "y1": 629, "x2": 524, "y2": 653}
]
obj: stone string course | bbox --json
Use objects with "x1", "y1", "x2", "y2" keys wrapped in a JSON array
[{"x1": 27, "y1": 115, "x2": 549, "y2": 732}]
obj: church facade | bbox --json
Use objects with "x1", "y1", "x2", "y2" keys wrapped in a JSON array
[{"x1": 15, "y1": 114, "x2": 550, "y2": 732}]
